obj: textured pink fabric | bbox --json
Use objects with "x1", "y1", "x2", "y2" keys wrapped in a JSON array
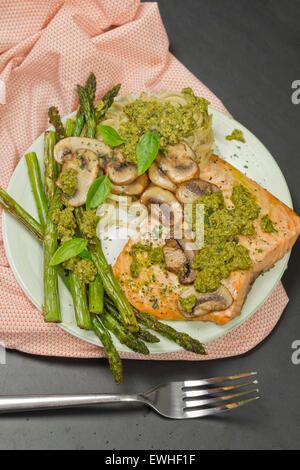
[{"x1": 0, "y1": 0, "x2": 288, "y2": 360}]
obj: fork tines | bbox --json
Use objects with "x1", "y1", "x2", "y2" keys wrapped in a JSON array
[{"x1": 181, "y1": 372, "x2": 259, "y2": 419}]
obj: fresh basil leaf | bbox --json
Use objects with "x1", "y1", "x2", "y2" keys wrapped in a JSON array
[
  {"x1": 78, "y1": 248, "x2": 92, "y2": 260},
  {"x1": 97, "y1": 125, "x2": 125, "y2": 147},
  {"x1": 49, "y1": 238, "x2": 87, "y2": 266},
  {"x1": 137, "y1": 131, "x2": 160, "y2": 176},
  {"x1": 86, "y1": 174, "x2": 111, "y2": 210}
]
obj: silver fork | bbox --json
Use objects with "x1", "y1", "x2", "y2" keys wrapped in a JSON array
[{"x1": 0, "y1": 372, "x2": 259, "y2": 418}]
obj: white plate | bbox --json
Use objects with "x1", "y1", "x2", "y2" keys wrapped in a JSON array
[{"x1": 2, "y1": 106, "x2": 292, "y2": 355}]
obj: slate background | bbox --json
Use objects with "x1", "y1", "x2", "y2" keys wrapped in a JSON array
[{"x1": 0, "y1": 0, "x2": 299, "y2": 450}]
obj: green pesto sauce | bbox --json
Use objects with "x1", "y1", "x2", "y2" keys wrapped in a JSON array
[
  {"x1": 81, "y1": 210, "x2": 100, "y2": 238},
  {"x1": 60, "y1": 168, "x2": 78, "y2": 196},
  {"x1": 179, "y1": 295, "x2": 197, "y2": 313},
  {"x1": 63, "y1": 256, "x2": 97, "y2": 284},
  {"x1": 191, "y1": 185, "x2": 259, "y2": 293},
  {"x1": 129, "y1": 243, "x2": 164, "y2": 279},
  {"x1": 119, "y1": 88, "x2": 210, "y2": 164},
  {"x1": 260, "y1": 214, "x2": 277, "y2": 233},
  {"x1": 51, "y1": 207, "x2": 76, "y2": 243},
  {"x1": 226, "y1": 128, "x2": 246, "y2": 143}
]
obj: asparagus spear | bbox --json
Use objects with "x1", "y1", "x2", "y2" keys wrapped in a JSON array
[
  {"x1": 25, "y1": 152, "x2": 48, "y2": 228},
  {"x1": 43, "y1": 187, "x2": 62, "y2": 322},
  {"x1": 75, "y1": 207, "x2": 139, "y2": 332},
  {"x1": 0, "y1": 187, "x2": 44, "y2": 241},
  {"x1": 95, "y1": 84, "x2": 121, "y2": 123},
  {"x1": 44, "y1": 131, "x2": 71, "y2": 292},
  {"x1": 89, "y1": 275, "x2": 104, "y2": 314},
  {"x1": 48, "y1": 106, "x2": 66, "y2": 140},
  {"x1": 89, "y1": 238, "x2": 139, "y2": 331},
  {"x1": 101, "y1": 310, "x2": 149, "y2": 355},
  {"x1": 135, "y1": 327, "x2": 160, "y2": 344},
  {"x1": 105, "y1": 300, "x2": 160, "y2": 344},
  {"x1": 72, "y1": 73, "x2": 96, "y2": 137},
  {"x1": 85, "y1": 72, "x2": 96, "y2": 105},
  {"x1": 65, "y1": 118, "x2": 75, "y2": 137},
  {"x1": 69, "y1": 271, "x2": 92, "y2": 330},
  {"x1": 76, "y1": 85, "x2": 96, "y2": 139},
  {"x1": 72, "y1": 113, "x2": 85, "y2": 137},
  {"x1": 92, "y1": 315, "x2": 122, "y2": 384},
  {"x1": 133, "y1": 309, "x2": 206, "y2": 355},
  {"x1": 44, "y1": 131, "x2": 57, "y2": 203}
]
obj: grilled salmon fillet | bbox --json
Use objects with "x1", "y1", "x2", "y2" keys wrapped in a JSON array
[{"x1": 113, "y1": 155, "x2": 300, "y2": 325}]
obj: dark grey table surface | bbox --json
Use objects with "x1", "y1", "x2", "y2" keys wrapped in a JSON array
[{"x1": 1, "y1": 0, "x2": 300, "y2": 450}]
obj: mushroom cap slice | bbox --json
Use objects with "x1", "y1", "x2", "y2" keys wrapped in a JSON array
[
  {"x1": 176, "y1": 237, "x2": 199, "y2": 264},
  {"x1": 140, "y1": 186, "x2": 181, "y2": 227},
  {"x1": 110, "y1": 174, "x2": 149, "y2": 196},
  {"x1": 166, "y1": 142, "x2": 196, "y2": 161},
  {"x1": 178, "y1": 285, "x2": 233, "y2": 318},
  {"x1": 163, "y1": 238, "x2": 198, "y2": 284},
  {"x1": 106, "y1": 150, "x2": 138, "y2": 185},
  {"x1": 56, "y1": 150, "x2": 99, "y2": 207},
  {"x1": 148, "y1": 161, "x2": 177, "y2": 192},
  {"x1": 176, "y1": 179, "x2": 220, "y2": 204},
  {"x1": 157, "y1": 154, "x2": 199, "y2": 184},
  {"x1": 141, "y1": 185, "x2": 178, "y2": 207},
  {"x1": 53, "y1": 137, "x2": 111, "y2": 165},
  {"x1": 163, "y1": 239, "x2": 187, "y2": 272}
]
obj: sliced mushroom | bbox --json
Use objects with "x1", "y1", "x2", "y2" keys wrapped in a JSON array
[
  {"x1": 176, "y1": 179, "x2": 220, "y2": 204},
  {"x1": 157, "y1": 154, "x2": 199, "y2": 184},
  {"x1": 166, "y1": 142, "x2": 196, "y2": 161},
  {"x1": 148, "y1": 161, "x2": 176, "y2": 192},
  {"x1": 178, "y1": 285, "x2": 233, "y2": 318},
  {"x1": 163, "y1": 239, "x2": 187, "y2": 271},
  {"x1": 54, "y1": 137, "x2": 112, "y2": 165},
  {"x1": 56, "y1": 150, "x2": 99, "y2": 207},
  {"x1": 106, "y1": 149, "x2": 138, "y2": 185},
  {"x1": 141, "y1": 185, "x2": 177, "y2": 208},
  {"x1": 163, "y1": 237, "x2": 198, "y2": 284},
  {"x1": 140, "y1": 186, "x2": 181, "y2": 227},
  {"x1": 110, "y1": 173, "x2": 149, "y2": 196},
  {"x1": 54, "y1": 136, "x2": 139, "y2": 185}
]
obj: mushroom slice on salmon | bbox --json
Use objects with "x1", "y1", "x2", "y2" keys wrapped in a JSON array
[
  {"x1": 140, "y1": 186, "x2": 182, "y2": 227},
  {"x1": 113, "y1": 155, "x2": 300, "y2": 325},
  {"x1": 176, "y1": 179, "x2": 220, "y2": 204},
  {"x1": 163, "y1": 238, "x2": 198, "y2": 284},
  {"x1": 178, "y1": 285, "x2": 233, "y2": 318}
]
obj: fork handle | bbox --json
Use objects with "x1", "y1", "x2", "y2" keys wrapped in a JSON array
[{"x1": 0, "y1": 394, "x2": 140, "y2": 413}]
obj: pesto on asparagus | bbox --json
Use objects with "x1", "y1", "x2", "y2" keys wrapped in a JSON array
[{"x1": 43, "y1": 188, "x2": 62, "y2": 323}]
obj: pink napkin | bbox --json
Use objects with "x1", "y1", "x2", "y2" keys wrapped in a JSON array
[{"x1": 0, "y1": 0, "x2": 288, "y2": 359}]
